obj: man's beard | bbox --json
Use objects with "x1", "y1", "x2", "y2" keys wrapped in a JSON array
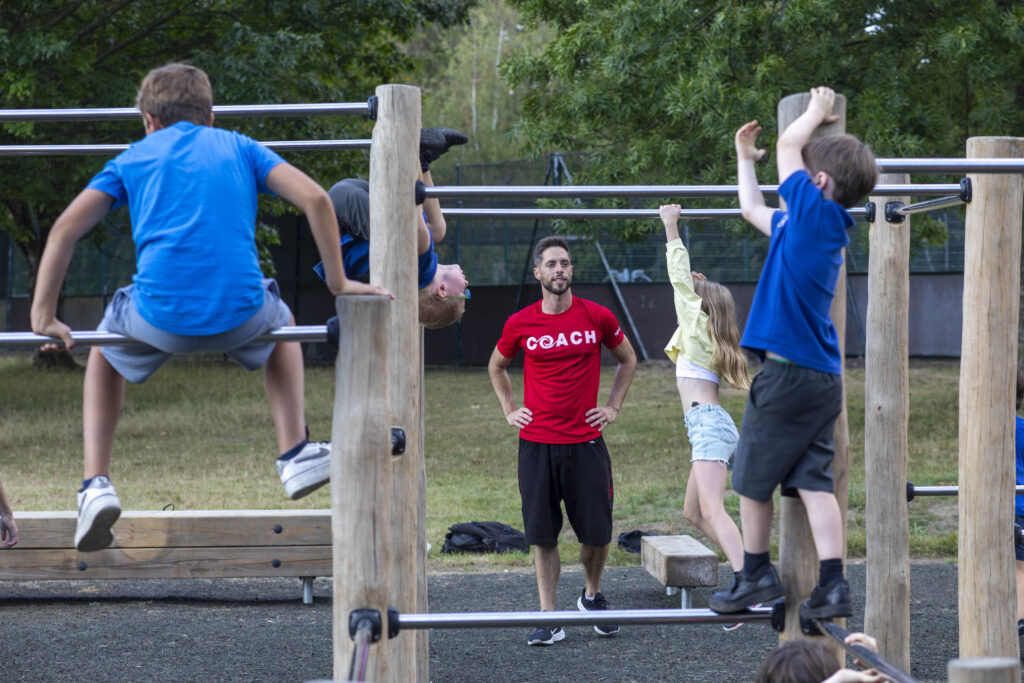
[{"x1": 541, "y1": 276, "x2": 570, "y2": 295}]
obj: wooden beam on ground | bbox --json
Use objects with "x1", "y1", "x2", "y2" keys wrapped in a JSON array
[{"x1": 958, "y1": 136, "x2": 1024, "y2": 659}]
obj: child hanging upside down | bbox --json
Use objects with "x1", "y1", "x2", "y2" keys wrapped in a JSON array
[{"x1": 314, "y1": 127, "x2": 470, "y2": 328}]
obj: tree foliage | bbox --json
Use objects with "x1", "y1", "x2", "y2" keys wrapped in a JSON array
[
  {"x1": 503, "y1": 0, "x2": 1024, "y2": 238},
  {"x1": 0, "y1": 0, "x2": 474, "y2": 288},
  {"x1": 407, "y1": 0, "x2": 551, "y2": 176}
]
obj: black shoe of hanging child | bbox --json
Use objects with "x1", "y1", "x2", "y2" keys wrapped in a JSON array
[
  {"x1": 420, "y1": 126, "x2": 469, "y2": 171},
  {"x1": 616, "y1": 530, "x2": 656, "y2": 555}
]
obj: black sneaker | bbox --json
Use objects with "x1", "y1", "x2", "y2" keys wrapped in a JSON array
[
  {"x1": 577, "y1": 588, "x2": 620, "y2": 636},
  {"x1": 527, "y1": 625, "x2": 564, "y2": 646},
  {"x1": 1018, "y1": 619, "x2": 1024, "y2": 660},
  {"x1": 799, "y1": 577, "x2": 853, "y2": 620},
  {"x1": 709, "y1": 565, "x2": 785, "y2": 614}
]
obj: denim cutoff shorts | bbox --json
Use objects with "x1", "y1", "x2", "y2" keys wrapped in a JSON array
[{"x1": 684, "y1": 403, "x2": 739, "y2": 467}]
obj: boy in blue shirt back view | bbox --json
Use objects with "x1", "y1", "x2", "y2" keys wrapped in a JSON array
[
  {"x1": 30, "y1": 63, "x2": 391, "y2": 552},
  {"x1": 710, "y1": 87, "x2": 877, "y2": 621}
]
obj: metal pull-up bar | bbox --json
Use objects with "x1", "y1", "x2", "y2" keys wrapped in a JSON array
[
  {"x1": 0, "y1": 140, "x2": 371, "y2": 156},
  {"x1": 0, "y1": 101, "x2": 373, "y2": 121},
  {"x1": 0, "y1": 326, "x2": 330, "y2": 348},
  {"x1": 423, "y1": 183, "x2": 964, "y2": 199}
]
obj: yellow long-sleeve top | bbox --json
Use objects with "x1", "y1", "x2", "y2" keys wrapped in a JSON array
[{"x1": 662, "y1": 238, "x2": 715, "y2": 373}]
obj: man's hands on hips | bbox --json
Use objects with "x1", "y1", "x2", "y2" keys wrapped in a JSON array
[
  {"x1": 505, "y1": 407, "x2": 533, "y2": 428},
  {"x1": 585, "y1": 406, "x2": 619, "y2": 431}
]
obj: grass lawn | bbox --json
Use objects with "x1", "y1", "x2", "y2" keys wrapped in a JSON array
[{"x1": 0, "y1": 353, "x2": 961, "y2": 570}]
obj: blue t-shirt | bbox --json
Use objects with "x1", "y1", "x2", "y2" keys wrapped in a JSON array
[
  {"x1": 87, "y1": 122, "x2": 284, "y2": 335},
  {"x1": 313, "y1": 226, "x2": 439, "y2": 289},
  {"x1": 740, "y1": 170, "x2": 853, "y2": 374},
  {"x1": 1015, "y1": 415, "x2": 1024, "y2": 517}
]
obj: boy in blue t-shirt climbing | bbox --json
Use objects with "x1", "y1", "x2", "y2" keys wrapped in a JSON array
[
  {"x1": 710, "y1": 87, "x2": 877, "y2": 620},
  {"x1": 1014, "y1": 370, "x2": 1024, "y2": 649},
  {"x1": 30, "y1": 63, "x2": 391, "y2": 553}
]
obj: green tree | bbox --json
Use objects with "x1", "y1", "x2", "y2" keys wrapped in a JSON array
[
  {"x1": 503, "y1": 0, "x2": 1024, "y2": 239},
  {"x1": 407, "y1": 0, "x2": 551, "y2": 176},
  {"x1": 0, "y1": 0, "x2": 474, "y2": 295}
]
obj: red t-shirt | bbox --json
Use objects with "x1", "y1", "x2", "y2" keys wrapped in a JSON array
[{"x1": 496, "y1": 296, "x2": 625, "y2": 444}]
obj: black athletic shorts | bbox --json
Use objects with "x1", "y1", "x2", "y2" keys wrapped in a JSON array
[
  {"x1": 732, "y1": 359, "x2": 843, "y2": 502},
  {"x1": 327, "y1": 178, "x2": 370, "y2": 241},
  {"x1": 517, "y1": 436, "x2": 614, "y2": 547}
]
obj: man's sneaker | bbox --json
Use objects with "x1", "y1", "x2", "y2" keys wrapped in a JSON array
[
  {"x1": 527, "y1": 625, "x2": 564, "y2": 646},
  {"x1": 799, "y1": 577, "x2": 853, "y2": 620},
  {"x1": 709, "y1": 565, "x2": 784, "y2": 614},
  {"x1": 75, "y1": 476, "x2": 122, "y2": 552},
  {"x1": 577, "y1": 588, "x2": 620, "y2": 636},
  {"x1": 722, "y1": 603, "x2": 764, "y2": 631},
  {"x1": 277, "y1": 442, "x2": 331, "y2": 500}
]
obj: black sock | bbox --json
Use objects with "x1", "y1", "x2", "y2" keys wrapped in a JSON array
[
  {"x1": 1018, "y1": 619, "x2": 1024, "y2": 635},
  {"x1": 278, "y1": 439, "x2": 308, "y2": 461},
  {"x1": 742, "y1": 552, "x2": 770, "y2": 580},
  {"x1": 818, "y1": 558, "x2": 844, "y2": 588}
]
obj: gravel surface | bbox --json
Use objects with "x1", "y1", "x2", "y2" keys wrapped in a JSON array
[{"x1": 0, "y1": 562, "x2": 966, "y2": 682}]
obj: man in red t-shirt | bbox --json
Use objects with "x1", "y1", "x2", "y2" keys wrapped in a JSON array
[{"x1": 488, "y1": 236, "x2": 637, "y2": 647}]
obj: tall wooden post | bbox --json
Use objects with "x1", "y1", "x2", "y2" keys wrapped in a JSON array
[
  {"x1": 864, "y1": 173, "x2": 911, "y2": 670},
  {"x1": 775, "y1": 93, "x2": 849, "y2": 648},
  {"x1": 368, "y1": 84, "x2": 426, "y2": 681},
  {"x1": 331, "y1": 295, "x2": 392, "y2": 680},
  {"x1": 958, "y1": 137, "x2": 1024, "y2": 659}
]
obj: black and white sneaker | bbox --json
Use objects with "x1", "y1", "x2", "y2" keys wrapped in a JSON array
[
  {"x1": 577, "y1": 588, "x2": 619, "y2": 636},
  {"x1": 527, "y1": 626, "x2": 564, "y2": 646},
  {"x1": 75, "y1": 476, "x2": 122, "y2": 552},
  {"x1": 277, "y1": 442, "x2": 331, "y2": 500}
]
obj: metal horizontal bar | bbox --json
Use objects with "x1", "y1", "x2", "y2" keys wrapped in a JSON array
[
  {"x1": 441, "y1": 207, "x2": 869, "y2": 220},
  {"x1": 396, "y1": 606, "x2": 772, "y2": 630},
  {"x1": 0, "y1": 325, "x2": 327, "y2": 349},
  {"x1": 912, "y1": 485, "x2": 1024, "y2": 496},
  {"x1": 814, "y1": 619, "x2": 917, "y2": 683},
  {"x1": 425, "y1": 183, "x2": 962, "y2": 199},
  {"x1": 877, "y1": 158, "x2": 1024, "y2": 173},
  {"x1": 895, "y1": 195, "x2": 965, "y2": 217},
  {"x1": 0, "y1": 139, "x2": 370, "y2": 156},
  {"x1": 0, "y1": 102, "x2": 369, "y2": 122}
]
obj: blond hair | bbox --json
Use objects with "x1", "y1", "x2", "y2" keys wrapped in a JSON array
[
  {"x1": 418, "y1": 289, "x2": 466, "y2": 329},
  {"x1": 694, "y1": 279, "x2": 750, "y2": 390},
  {"x1": 136, "y1": 63, "x2": 213, "y2": 126}
]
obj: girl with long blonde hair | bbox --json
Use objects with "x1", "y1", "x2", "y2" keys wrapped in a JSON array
[{"x1": 659, "y1": 204, "x2": 751, "y2": 612}]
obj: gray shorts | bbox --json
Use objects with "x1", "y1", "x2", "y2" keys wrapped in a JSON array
[
  {"x1": 97, "y1": 279, "x2": 292, "y2": 384},
  {"x1": 731, "y1": 359, "x2": 843, "y2": 502}
]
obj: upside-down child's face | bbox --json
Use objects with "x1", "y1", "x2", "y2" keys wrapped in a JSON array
[{"x1": 437, "y1": 263, "x2": 469, "y2": 298}]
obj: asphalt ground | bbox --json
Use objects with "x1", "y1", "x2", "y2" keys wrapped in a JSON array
[{"x1": 0, "y1": 562, "x2": 965, "y2": 682}]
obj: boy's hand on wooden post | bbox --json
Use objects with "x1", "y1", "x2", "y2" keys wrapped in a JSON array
[{"x1": 807, "y1": 86, "x2": 839, "y2": 124}]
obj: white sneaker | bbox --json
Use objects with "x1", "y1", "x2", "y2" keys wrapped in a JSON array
[
  {"x1": 75, "y1": 476, "x2": 122, "y2": 552},
  {"x1": 277, "y1": 442, "x2": 331, "y2": 500}
]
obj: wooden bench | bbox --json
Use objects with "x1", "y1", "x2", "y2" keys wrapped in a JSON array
[
  {"x1": 0, "y1": 510, "x2": 332, "y2": 603},
  {"x1": 641, "y1": 534, "x2": 719, "y2": 608}
]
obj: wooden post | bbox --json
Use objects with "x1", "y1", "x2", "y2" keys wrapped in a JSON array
[
  {"x1": 775, "y1": 92, "x2": 849, "y2": 651},
  {"x1": 958, "y1": 136, "x2": 1024, "y2": 659},
  {"x1": 948, "y1": 657, "x2": 1020, "y2": 683},
  {"x1": 331, "y1": 295, "x2": 392, "y2": 680},
  {"x1": 864, "y1": 173, "x2": 912, "y2": 670},
  {"x1": 368, "y1": 83, "x2": 426, "y2": 681}
]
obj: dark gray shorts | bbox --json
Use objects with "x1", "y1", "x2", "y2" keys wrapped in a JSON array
[
  {"x1": 98, "y1": 279, "x2": 292, "y2": 384},
  {"x1": 732, "y1": 359, "x2": 843, "y2": 502}
]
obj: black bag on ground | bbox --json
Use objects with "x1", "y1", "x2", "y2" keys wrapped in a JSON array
[
  {"x1": 617, "y1": 529, "x2": 656, "y2": 555},
  {"x1": 441, "y1": 521, "x2": 528, "y2": 554}
]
